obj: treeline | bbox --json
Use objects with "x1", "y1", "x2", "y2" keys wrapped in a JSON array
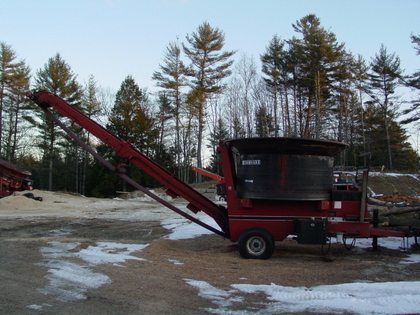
[{"x1": 0, "y1": 15, "x2": 419, "y2": 196}]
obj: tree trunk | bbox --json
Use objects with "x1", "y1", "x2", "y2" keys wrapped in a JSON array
[
  {"x1": 358, "y1": 88, "x2": 367, "y2": 167},
  {"x1": 196, "y1": 101, "x2": 204, "y2": 182},
  {"x1": 292, "y1": 76, "x2": 298, "y2": 137},
  {"x1": 48, "y1": 122, "x2": 54, "y2": 191},
  {"x1": 75, "y1": 146, "x2": 79, "y2": 193},
  {"x1": 5, "y1": 99, "x2": 14, "y2": 161},
  {"x1": 273, "y1": 91, "x2": 278, "y2": 137},
  {"x1": 384, "y1": 113, "x2": 393, "y2": 170},
  {"x1": 284, "y1": 84, "x2": 291, "y2": 136},
  {"x1": 48, "y1": 157, "x2": 53, "y2": 191},
  {"x1": 175, "y1": 91, "x2": 181, "y2": 179},
  {"x1": 304, "y1": 95, "x2": 312, "y2": 138},
  {"x1": 314, "y1": 70, "x2": 322, "y2": 139},
  {"x1": 0, "y1": 81, "x2": 4, "y2": 157}
]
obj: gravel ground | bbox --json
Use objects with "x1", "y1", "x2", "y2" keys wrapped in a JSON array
[{"x1": 0, "y1": 191, "x2": 419, "y2": 314}]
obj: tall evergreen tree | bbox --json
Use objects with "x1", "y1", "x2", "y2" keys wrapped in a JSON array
[
  {"x1": 207, "y1": 117, "x2": 229, "y2": 173},
  {"x1": 0, "y1": 42, "x2": 29, "y2": 158},
  {"x1": 261, "y1": 35, "x2": 285, "y2": 136},
  {"x1": 364, "y1": 104, "x2": 418, "y2": 170},
  {"x1": 107, "y1": 76, "x2": 159, "y2": 188},
  {"x1": 108, "y1": 76, "x2": 157, "y2": 151},
  {"x1": 183, "y1": 22, "x2": 235, "y2": 176},
  {"x1": 291, "y1": 14, "x2": 345, "y2": 138},
  {"x1": 352, "y1": 55, "x2": 370, "y2": 166},
  {"x1": 3, "y1": 61, "x2": 30, "y2": 163},
  {"x1": 180, "y1": 89, "x2": 200, "y2": 182},
  {"x1": 368, "y1": 44, "x2": 402, "y2": 170},
  {"x1": 401, "y1": 34, "x2": 420, "y2": 124},
  {"x1": 79, "y1": 75, "x2": 101, "y2": 194},
  {"x1": 328, "y1": 51, "x2": 354, "y2": 153},
  {"x1": 152, "y1": 42, "x2": 187, "y2": 177},
  {"x1": 254, "y1": 105, "x2": 273, "y2": 137},
  {"x1": 286, "y1": 37, "x2": 307, "y2": 136},
  {"x1": 29, "y1": 53, "x2": 81, "y2": 190},
  {"x1": 155, "y1": 92, "x2": 174, "y2": 167}
]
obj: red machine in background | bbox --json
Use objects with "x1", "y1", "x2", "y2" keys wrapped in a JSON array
[
  {"x1": 0, "y1": 159, "x2": 33, "y2": 197},
  {"x1": 27, "y1": 91, "x2": 418, "y2": 259}
]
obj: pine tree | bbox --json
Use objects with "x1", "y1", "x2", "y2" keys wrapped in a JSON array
[
  {"x1": 155, "y1": 92, "x2": 174, "y2": 166},
  {"x1": 352, "y1": 55, "x2": 370, "y2": 166},
  {"x1": 79, "y1": 75, "x2": 101, "y2": 194},
  {"x1": 183, "y1": 22, "x2": 235, "y2": 176},
  {"x1": 255, "y1": 105, "x2": 273, "y2": 137},
  {"x1": 261, "y1": 35, "x2": 285, "y2": 136},
  {"x1": 29, "y1": 53, "x2": 82, "y2": 190},
  {"x1": 364, "y1": 104, "x2": 418, "y2": 171},
  {"x1": 180, "y1": 89, "x2": 199, "y2": 182},
  {"x1": 328, "y1": 50, "x2": 355, "y2": 158},
  {"x1": 3, "y1": 62, "x2": 30, "y2": 163},
  {"x1": 291, "y1": 14, "x2": 345, "y2": 138},
  {"x1": 0, "y1": 42, "x2": 30, "y2": 159},
  {"x1": 152, "y1": 42, "x2": 187, "y2": 177},
  {"x1": 108, "y1": 76, "x2": 159, "y2": 187},
  {"x1": 286, "y1": 37, "x2": 306, "y2": 136},
  {"x1": 108, "y1": 76, "x2": 157, "y2": 148},
  {"x1": 368, "y1": 45, "x2": 402, "y2": 170},
  {"x1": 401, "y1": 34, "x2": 420, "y2": 124},
  {"x1": 207, "y1": 117, "x2": 229, "y2": 173}
]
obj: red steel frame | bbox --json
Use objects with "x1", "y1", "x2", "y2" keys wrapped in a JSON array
[
  {"x1": 191, "y1": 166, "x2": 224, "y2": 183},
  {"x1": 27, "y1": 91, "x2": 229, "y2": 235}
]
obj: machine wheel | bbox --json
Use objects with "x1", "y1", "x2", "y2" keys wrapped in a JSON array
[{"x1": 238, "y1": 228, "x2": 274, "y2": 259}]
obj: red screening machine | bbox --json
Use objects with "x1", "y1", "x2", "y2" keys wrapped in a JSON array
[{"x1": 27, "y1": 91, "x2": 418, "y2": 259}]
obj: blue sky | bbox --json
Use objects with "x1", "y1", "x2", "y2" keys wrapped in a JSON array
[{"x1": 1, "y1": 0, "x2": 419, "y2": 92}]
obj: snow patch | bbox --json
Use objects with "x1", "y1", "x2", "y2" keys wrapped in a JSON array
[
  {"x1": 38, "y1": 241, "x2": 148, "y2": 302},
  {"x1": 47, "y1": 228, "x2": 72, "y2": 236},
  {"x1": 369, "y1": 172, "x2": 418, "y2": 178},
  {"x1": 168, "y1": 259, "x2": 184, "y2": 265},
  {"x1": 77, "y1": 242, "x2": 148, "y2": 265},
  {"x1": 401, "y1": 253, "x2": 420, "y2": 264},
  {"x1": 351, "y1": 236, "x2": 420, "y2": 264},
  {"x1": 353, "y1": 236, "x2": 405, "y2": 250},
  {"x1": 161, "y1": 215, "x2": 219, "y2": 240},
  {"x1": 26, "y1": 303, "x2": 52, "y2": 311},
  {"x1": 185, "y1": 279, "x2": 242, "y2": 308},
  {"x1": 186, "y1": 279, "x2": 420, "y2": 314},
  {"x1": 39, "y1": 260, "x2": 110, "y2": 302}
]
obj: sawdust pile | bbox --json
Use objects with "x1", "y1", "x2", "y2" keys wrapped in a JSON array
[
  {"x1": 0, "y1": 190, "x2": 98, "y2": 218},
  {"x1": 0, "y1": 190, "x2": 79, "y2": 211},
  {"x1": 0, "y1": 195, "x2": 40, "y2": 210}
]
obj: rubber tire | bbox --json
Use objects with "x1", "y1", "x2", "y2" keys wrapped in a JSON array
[{"x1": 238, "y1": 228, "x2": 274, "y2": 259}]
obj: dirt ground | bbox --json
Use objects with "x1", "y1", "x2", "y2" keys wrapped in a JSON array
[{"x1": 0, "y1": 191, "x2": 419, "y2": 314}]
